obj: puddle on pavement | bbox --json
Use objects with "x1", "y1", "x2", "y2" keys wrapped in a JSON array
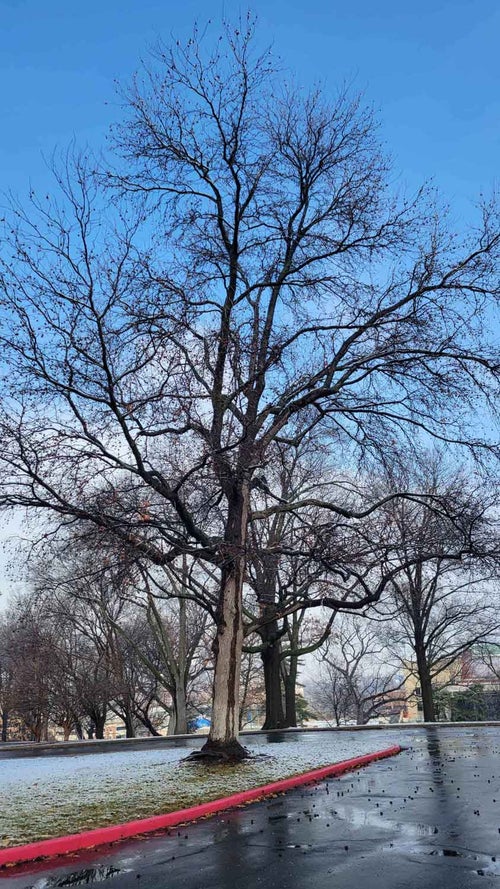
[{"x1": 332, "y1": 802, "x2": 438, "y2": 839}]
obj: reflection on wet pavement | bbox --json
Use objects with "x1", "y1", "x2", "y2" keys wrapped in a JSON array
[{"x1": 25, "y1": 866, "x2": 123, "y2": 888}]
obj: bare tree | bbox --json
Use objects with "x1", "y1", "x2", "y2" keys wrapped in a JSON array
[
  {"x1": 245, "y1": 442, "x2": 332, "y2": 730},
  {"x1": 104, "y1": 590, "x2": 212, "y2": 736},
  {"x1": 310, "y1": 614, "x2": 404, "y2": 725},
  {"x1": 72, "y1": 642, "x2": 111, "y2": 740},
  {"x1": 30, "y1": 535, "x2": 213, "y2": 736},
  {"x1": 375, "y1": 460, "x2": 500, "y2": 721},
  {"x1": 0, "y1": 19, "x2": 499, "y2": 759},
  {"x1": 238, "y1": 648, "x2": 265, "y2": 730},
  {"x1": 45, "y1": 620, "x2": 88, "y2": 741},
  {"x1": 126, "y1": 562, "x2": 214, "y2": 735},
  {"x1": 471, "y1": 644, "x2": 500, "y2": 697},
  {"x1": 0, "y1": 600, "x2": 57, "y2": 741},
  {"x1": 0, "y1": 622, "x2": 15, "y2": 741}
]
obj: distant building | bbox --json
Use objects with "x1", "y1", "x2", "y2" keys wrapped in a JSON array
[{"x1": 401, "y1": 648, "x2": 500, "y2": 722}]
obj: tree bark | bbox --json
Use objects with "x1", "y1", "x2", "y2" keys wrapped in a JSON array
[
  {"x1": 199, "y1": 566, "x2": 246, "y2": 758},
  {"x1": 281, "y1": 609, "x2": 302, "y2": 728},
  {"x1": 167, "y1": 708, "x2": 176, "y2": 735},
  {"x1": 355, "y1": 703, "x2": 368, "y2": 725},
  {"x1": 123, "y1": 709, "x2": 136, "y2": 738},
  {"x1": 283, "y1": 663, "x2": 298, "y2": 727},
  {"x1": 174, "y1": 595, "x2": 188, "y2": 735},
  {"x1": 173, "y1": 680, "x2": 188, "y2": 735},
  {"x1": 1, "y1": 709, "x2": 8, "y2": 742},
  {"x1": 415, "y1": 637, "x2": 435, "y2": 722},
  {"x1": 259, "y1": 610, "x2": 286, "y2": 730},
  {"x1": 198, "y1": 490, "x2": 249, "y2": 761},
  {"x1": 94, "y1": 711, "x2": 107, "y2": 740}
]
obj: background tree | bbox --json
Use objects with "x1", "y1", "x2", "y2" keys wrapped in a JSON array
[
  {"x1": 31, "y1": 539, "x2": 214, "y2": 736},
  {"x1": 125, "y1": 562, "x2": 214, "y2": 735},
  {"x1": 375, "y1": 461, "x2": 499, "y2": 721},
  {"x1": 279, "y1": 610, "x2": 335, "y2": 728},
  {"x1": 238, "y1": 648, "x2": 265, "y2": 730},
  {"x1": 0, "y1": 621, "x2": 15, "y2": 741},
  {"x1": 310, "y1": 613, "x2": 404, "y2": 725},
  {"x1": 0, "y1": 600, "x2": 56, "y2": 741},
  {"x1": 245, "y1": 441, "x2": 335, "y2": 729},
  {"x1": 434, "y1": 683, "x2": 493, "y2": 722}
]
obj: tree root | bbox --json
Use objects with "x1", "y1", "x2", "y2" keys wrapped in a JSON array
[{"x1": 185, "y1": 738, "x2": 250, "y2": 763}]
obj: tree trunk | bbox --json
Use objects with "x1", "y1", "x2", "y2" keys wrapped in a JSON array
[
  {"x1": 355, "y1": 702, "x2": 368, "y2": 725},
  {"x1": 94, "y1": 711, "x2": 106, "y2": 740},
  {"x1": 199, "y1": 566, "x2": 246, "y2": 758},
  {"x1": 198, "y1": 490, "x2": 249, "y2": 761},
  {"x1": 173, "y1": 681, "x2": 188, "y2": 735},
  {"x1": 165, "y1": 684, "x2": 187, "y2": 735},
  {"x1": 174, "y1": 594, "x2": 188, "y2": 735},
  {"x1": 1, "y1": 709, "x2": 8, "y2": 742},
  {"x1": 260, "y1": 611, "x2": 286, "y2": 730},
  {"x1": 124, "y1": 709, "x2": 136, "y2": 738},
  {"x1": 282, "y1": 609, "x2": 301, "y2": 728},
  {"x1": 415, "y1": 638, "x2": 435, "y2": 722},
  {"x1": 167, "y1": 708, "x2": 176, "y2": 735},
  {"x1": 283, "y1": 665, "x2": 298, "y2": 727}
]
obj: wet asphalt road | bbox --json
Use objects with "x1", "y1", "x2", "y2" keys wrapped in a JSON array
[{"x1": 2, "y1": 726, "x2": 500, "y2": 888}]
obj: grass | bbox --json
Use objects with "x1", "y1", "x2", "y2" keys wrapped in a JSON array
[{"x1": 0, "y1": 732, "x2": 398, "y2": 847}]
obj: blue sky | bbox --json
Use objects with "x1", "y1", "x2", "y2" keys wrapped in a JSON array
[{"x1": 1, "y1": 0, "x2": 499, "y2": 216}]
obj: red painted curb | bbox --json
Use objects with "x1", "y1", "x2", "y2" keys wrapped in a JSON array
[{"x1": 0, "y1": 744, "x2": 401, "y2": 868}]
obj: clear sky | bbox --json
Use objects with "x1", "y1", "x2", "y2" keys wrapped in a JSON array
[
  {"x1": 1, "y1": 0, "x2": 499, "y2": 213},
  {"x1": 0, "y1": 0, "x2": 499, "y2": 602}
]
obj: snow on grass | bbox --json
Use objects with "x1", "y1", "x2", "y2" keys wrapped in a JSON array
[{"x1": 0, "y1": 730, "x2": 401, "y2": 847}]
